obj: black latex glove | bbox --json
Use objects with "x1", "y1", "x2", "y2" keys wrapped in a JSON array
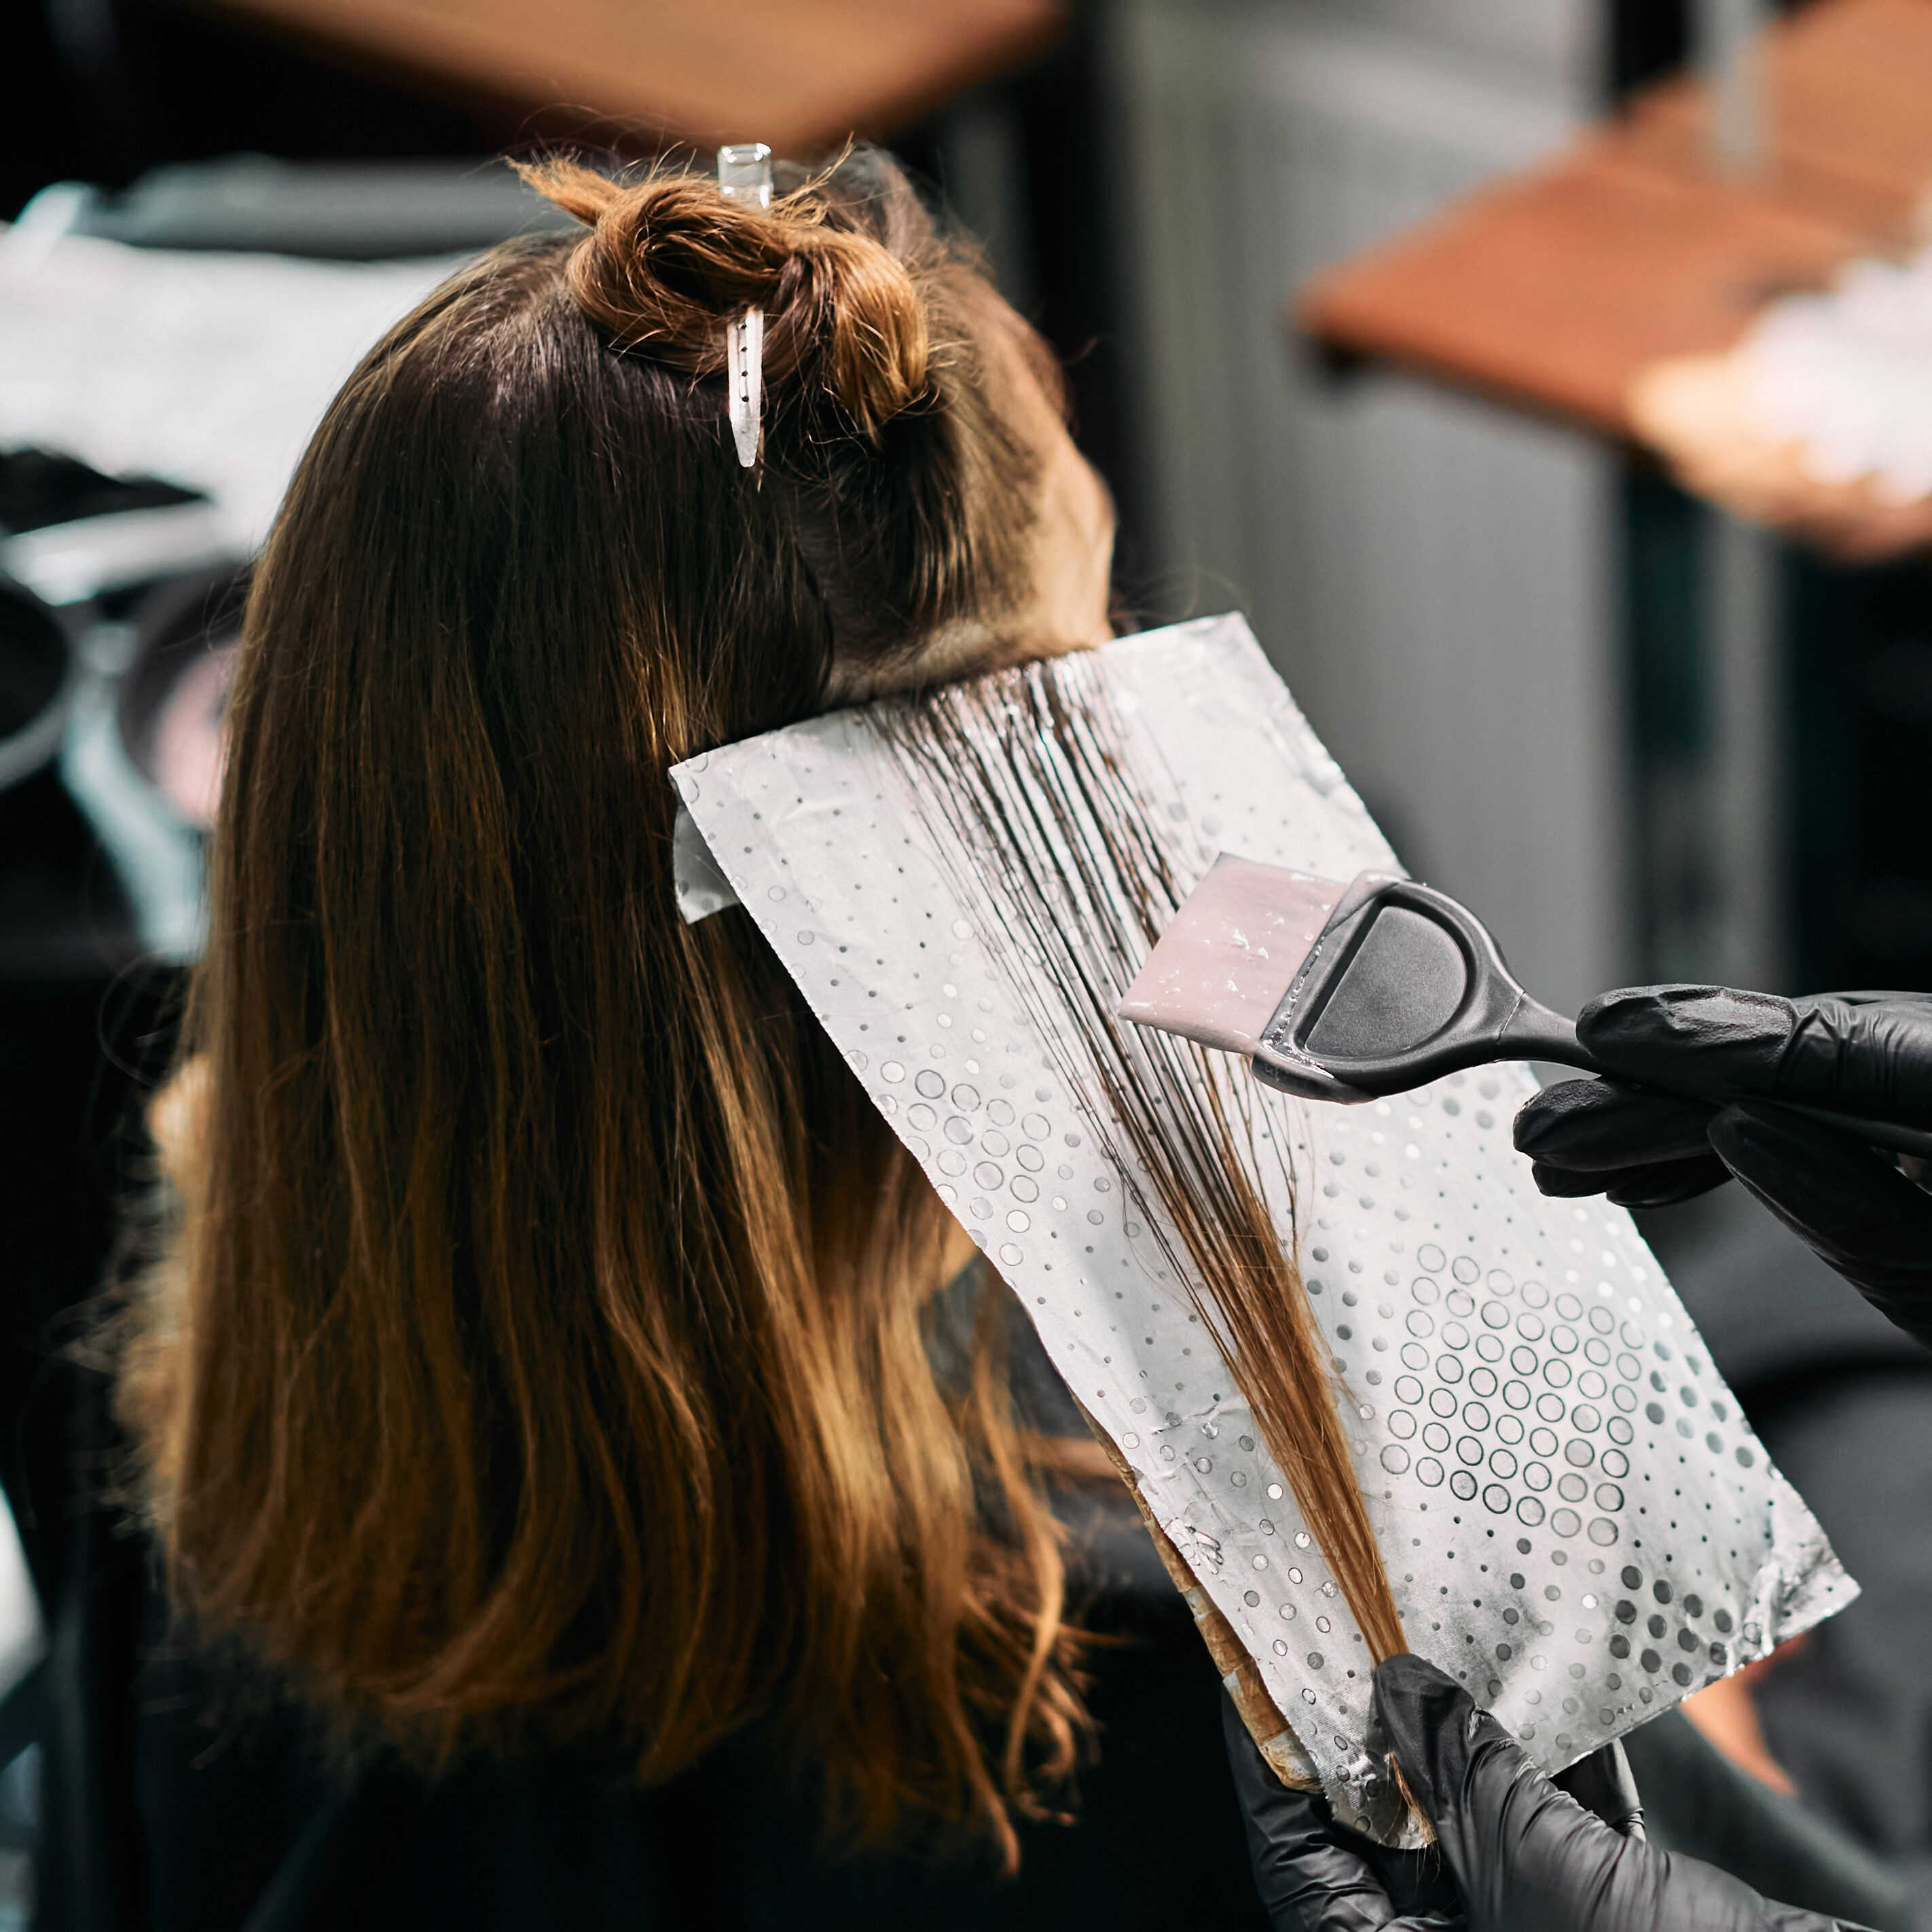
[
  {"x1": 1512, "y1": 987, "x2": 1932, "y2": 1349},
  {"x1": 1376, "y1": 1654, "x2": 1864, "y2": 1931},
  {"x1": 1221, "y1": 1691, "x2": 1462, "y2": 1930},
  {"x1": 1228, "y1": 1655, "x2": 1861, "y2": 1932},
  {"x1": 1220, "y1": 1681, "x2": 1643, "y2": 1931}
]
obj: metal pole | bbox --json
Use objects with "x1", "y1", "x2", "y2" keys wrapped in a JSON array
[
  {"x1": 1707, "y1": 514, "x2": 1786, "y2": 990},
  {"x1": 1696, "y1": 0, "x2": 1767, "y2": 178}
]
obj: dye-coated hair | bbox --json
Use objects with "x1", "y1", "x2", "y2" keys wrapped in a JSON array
[
  {"x1": 883, "y1": 664, "x2": 1407, "y2": 1668},
  {"x1": 118, "y1": 151, "x2": 1091, "y2": 1866}
]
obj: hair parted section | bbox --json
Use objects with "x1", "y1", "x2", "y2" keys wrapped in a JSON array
[
  {"x1": 515, "y1": 157, "x2": 930, "y2": 439},
  {"x1": 112, "y1": 145, "x2": 1086, "y2": 1871},
  {"x1": 877, "y1": 657, "x2": 1409, "y2": 1674}
]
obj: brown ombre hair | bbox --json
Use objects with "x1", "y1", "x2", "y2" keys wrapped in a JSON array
[{"x1": 118, "y1": 151, "x2": 1091, "y2": 1865}]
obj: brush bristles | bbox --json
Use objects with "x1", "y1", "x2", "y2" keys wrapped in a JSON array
[
  {"x1": 874, "y1": 661, "x2": 1408, "y2": 1688},
  {"x1": 1116, "y1": 853, "x2": 1344, "y2": 1057}
]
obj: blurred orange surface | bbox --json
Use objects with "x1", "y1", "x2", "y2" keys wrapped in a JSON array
[
  {"x1": 195, "y1": 0, "x2": 1065, "y2": 151},
  {"x1": 1300, "y1": 141, "x2": 1860, "y2": 436},
  {"x1": 1298, "y1": 0, "x2": 1932, "y2": 439}
]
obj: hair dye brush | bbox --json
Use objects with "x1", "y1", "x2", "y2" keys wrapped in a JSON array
[{"x1": 1116, "y1": 854, "x2": 1932, "y2": 1159}]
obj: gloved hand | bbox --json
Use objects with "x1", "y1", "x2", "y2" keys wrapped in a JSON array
[
  {"x1": 1220, "y1": 1683, "x2": 1644, "y2": 1930},
  {"x1": 1220, "y1": 1690, "x2": 1461, "y2": 1930},
  {"x1": 1226, "y1": 1655, "x2": 1862, "y2": 1932},
  {"x1": 1513, "y1": 987, "x2": 1932, "y2": 1349}
]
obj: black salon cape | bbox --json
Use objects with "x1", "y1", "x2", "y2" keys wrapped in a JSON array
[{"x1": 29, "y1": 1358, "x2": 1271, "y2": 1932}]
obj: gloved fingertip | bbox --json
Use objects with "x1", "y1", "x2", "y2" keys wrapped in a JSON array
[
  {"x1": 1551, "y1": 1738, "x2": 1646, "y2": 1839},
  {"x1": 1372, "y1": 1652, "x2": 1463, "y2": 1703},
  {"x1": 1578, "y1": 985, "x2": 1795, "y2": 1085},
  {"x1": 1510, "y1": 1079, "x2": 1603, "y2": 1155},
  {"x1": 1529, "y1": 1161, "x2": 1610, "y2": 1199},
  {"x1": 1513, "y1": 1081, "x2": 1718, "y2": 1171},
  {"x1": 1370, "y1": 1655, "x2": 1474, "y2": 1813}
]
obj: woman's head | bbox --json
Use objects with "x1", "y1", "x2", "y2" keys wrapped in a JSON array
[
  {"x1": 123, "y1": 149, "x2": 1108, "y2": 1865},
  {"x1": 507, "y1": 147, "x2": 1110, "y2": 720}
]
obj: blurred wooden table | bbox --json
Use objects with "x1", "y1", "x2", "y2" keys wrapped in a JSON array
[
  {"x1": 193, "y1": 0, "x2": 1066, "y2": 151},
  {"x1": 1298, "y1": 0, "x2": 1932, "y2": 441}
]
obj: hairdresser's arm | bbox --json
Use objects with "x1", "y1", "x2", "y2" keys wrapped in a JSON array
[
  {"x1": 1512, "y1": 987, "x2": 1932, "y2": 1349},
  {"x1": 1230, "y1": 1655, "x2": 1860, "y2": 1932}
]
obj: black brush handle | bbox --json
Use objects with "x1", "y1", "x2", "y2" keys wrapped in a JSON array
[
  {"x1": 1498, "y1": 994, "x2": 1932, "y2": 1162},
  {"x1": 1497, "y1": 997, "x2": 1605, "y2": 1074}
]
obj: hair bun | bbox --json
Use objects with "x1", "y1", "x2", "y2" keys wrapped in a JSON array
[{"x1": 515, "y1": 159, "x2": 930, "y2": 438}]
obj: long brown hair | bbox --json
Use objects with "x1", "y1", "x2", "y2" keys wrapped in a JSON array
[{"x1": 120, "y1": 151, "x2": 1091, "y2": 1866}]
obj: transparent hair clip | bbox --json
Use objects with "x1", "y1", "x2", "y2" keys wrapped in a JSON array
[{"x1": 717, "y1": 143, "x2": 772, "y2": 469}]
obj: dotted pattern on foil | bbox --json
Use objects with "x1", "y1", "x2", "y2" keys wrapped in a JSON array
[{"x1": 670, "y1": 613, "x2": 1854, "y2": 1840}]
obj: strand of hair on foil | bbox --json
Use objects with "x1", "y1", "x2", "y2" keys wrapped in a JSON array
[{"x1": 873, "y1": 657, "x2": 1407, "y2": 1668}]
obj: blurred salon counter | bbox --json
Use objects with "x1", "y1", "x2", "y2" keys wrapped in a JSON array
[{"x1": 1296, "y1": 0, "x2": 1932, "y2": 560}]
